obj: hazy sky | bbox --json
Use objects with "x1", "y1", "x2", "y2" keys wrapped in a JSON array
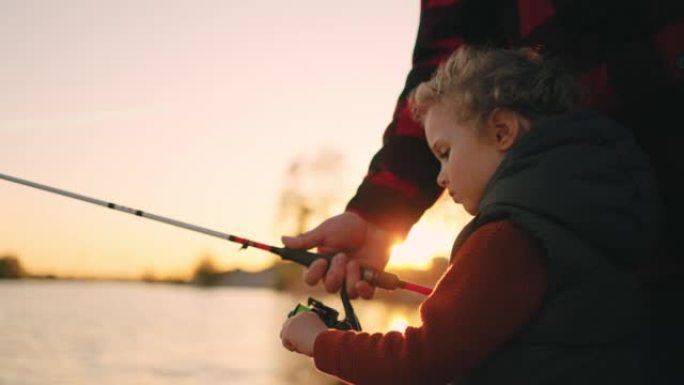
[{"x1": 1, "y1": 0, "x2": 470, "y2": 279}]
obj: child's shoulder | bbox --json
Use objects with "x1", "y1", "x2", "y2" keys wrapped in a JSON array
[
  {"x1": 467, "y1": 220, "x2": 536, "y2": 247},
  {"x1": 455, "y1": 220, "x2": 542, "y2": 264},
  {"x1": 447, "y1": 219, "x2": 547, "y2": 290}
]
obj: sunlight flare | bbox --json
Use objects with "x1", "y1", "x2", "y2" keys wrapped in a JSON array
[
  {"x1": 388, "y1": 222, "x2": 454, "y2": 270},
  {"x1": 387, "y1": 313, "x2": 411, "y2": 332}
]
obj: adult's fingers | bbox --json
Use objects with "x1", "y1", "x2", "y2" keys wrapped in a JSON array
[
  {"x1": 345, "y1": 260, "x2": 361, "y2": 299},
  {"x1": 323, "y1": 253, "x2": 347, "y2": 293},
  {"x1": 356, "y1": 280, "x2": 376, "y2": 300},
  {"x1": 346, "y1": 260, "x2": 376, "y2": 300},
  {"x1": 303, "y1": 258, "x2": 328, "y2": 286},
  {"x1": 317, "y1": 246, "x2": 338, "y2": 255},
  {"x1": 281, "y1": 229, "x2": 325, "y2": 250}
]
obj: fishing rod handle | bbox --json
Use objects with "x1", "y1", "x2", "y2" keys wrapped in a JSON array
[{"x1": 275, "y1": 247, "x2": 401, "y2": 291}]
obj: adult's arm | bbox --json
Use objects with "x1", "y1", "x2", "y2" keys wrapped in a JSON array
[{"x1": 346, "y1": 0, "x2": 469, "y2": 237}]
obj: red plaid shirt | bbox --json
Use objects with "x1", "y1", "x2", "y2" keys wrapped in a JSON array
[{"x1": 347, "y1": 0, "x2": 684, "y2": 240}]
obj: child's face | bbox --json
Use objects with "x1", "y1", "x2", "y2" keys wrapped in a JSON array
[{"x1": 424, "y1": 105, "x2": 506, "y2": 215}]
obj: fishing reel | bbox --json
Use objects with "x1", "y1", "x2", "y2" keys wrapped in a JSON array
[
  {"x1": 288, "y1": 297, "x2": 355, "y2": 330},
  {"x1": 287, "y1": 283, "x2": 362, "y2": 331}
]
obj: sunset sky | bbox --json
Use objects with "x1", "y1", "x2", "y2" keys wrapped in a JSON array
[{"x1": 0, "y1": 0, "x2": 471, "y2": 279}]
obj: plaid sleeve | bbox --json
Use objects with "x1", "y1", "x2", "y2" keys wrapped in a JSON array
[{"x1": 346, "y1": 0, "x2": 468, "y2": 237}]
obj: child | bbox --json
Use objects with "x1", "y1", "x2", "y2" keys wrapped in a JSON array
[{"x1": 280, "y1": 46, "x2": 661, "y2": 384}]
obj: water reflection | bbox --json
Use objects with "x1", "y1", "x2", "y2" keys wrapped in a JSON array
[{"x1": 0, "y1": 281, "x2": 423, "y2": 385}]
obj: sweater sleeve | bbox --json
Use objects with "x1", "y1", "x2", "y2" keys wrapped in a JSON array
[
  {"x1": 345, "y1": 0, "x2": 468, "y2": 237},
  {"x1": 312, "y1": 220, "x2": 548, "y2": 385}
]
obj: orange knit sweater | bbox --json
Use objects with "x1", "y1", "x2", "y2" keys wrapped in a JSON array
[{"x1": 313, "y1": 220, "x2": 548, "y2": 385}]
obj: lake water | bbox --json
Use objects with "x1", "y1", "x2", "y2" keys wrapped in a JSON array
[{"x1": 0, "y1": 281, "x2": 422, "y2": 385}]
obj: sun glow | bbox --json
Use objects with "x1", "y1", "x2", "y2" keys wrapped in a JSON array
[
  {"x1": 387, "y1": 221, "x2": 456, "y2": 270},
  {"x1": 385, "y1": 193, "x2": 472, "y2": 271},
  {"x1": 387, "y1": 314, "x2": 410, "y2": 332}
]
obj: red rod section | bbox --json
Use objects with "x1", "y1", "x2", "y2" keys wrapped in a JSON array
[
  {"x1": 228, "y1": 235, "x2": 275, "y2": 252},
  {"x1": 401, "y1": 281, "x2": 433, "y2": 296}
]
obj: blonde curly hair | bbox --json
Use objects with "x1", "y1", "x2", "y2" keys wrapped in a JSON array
[{"x1": 411, "y1": 46, "x2": 581, "y2": 131}]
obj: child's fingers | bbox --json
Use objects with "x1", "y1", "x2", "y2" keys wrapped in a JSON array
[
  {"x1": 280, "y1": 319, "x2": 299, "y2": 353},
  {"x1": 280, "y1": 317, "x2": 291, "y2": 340},
  {"x1": 283, "y1": 339, "x2": 297, "y2": 352}
]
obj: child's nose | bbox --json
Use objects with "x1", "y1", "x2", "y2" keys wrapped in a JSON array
[{"x1": 437, "y1": 170, "x2": 448, "y2": 188}]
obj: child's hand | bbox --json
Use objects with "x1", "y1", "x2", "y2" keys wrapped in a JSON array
[{"x1": 280, "y1": 311, "x2": 328, "y2": 356}]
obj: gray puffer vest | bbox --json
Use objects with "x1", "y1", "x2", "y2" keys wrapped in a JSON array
[{"x1": 452, "y1": 110, "x2": 661, "y2": 385}]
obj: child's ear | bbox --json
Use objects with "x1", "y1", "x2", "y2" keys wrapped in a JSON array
[{"x1": 488, "y1": 108, "x2": 524, "y2": 151}]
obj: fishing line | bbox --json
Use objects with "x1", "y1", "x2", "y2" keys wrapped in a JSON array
[{"x1": 0, "y1": 172, "x2": 433, "y2": 296}]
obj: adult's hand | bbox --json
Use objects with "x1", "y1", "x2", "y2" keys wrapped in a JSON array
[{"x1": 281, "y1": 211, "x2": 395, "y2": 299}]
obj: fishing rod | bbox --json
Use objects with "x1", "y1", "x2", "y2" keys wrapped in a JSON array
[{"x1": 0, "y1": 172, "x2": 433, "y2": 296}]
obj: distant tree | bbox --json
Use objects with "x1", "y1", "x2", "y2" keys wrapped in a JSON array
[
  {"x1": 191, "y1": 254, "x2": 221, "y2": 287},
  {"x1": 0, "y1": 256, "x2": 27, "y2": 279},
  {"x1": 141, "y1": 270, "x2": 158, "y2": 283},
  {"x1": 277, "y1": 148, "x2": 347, "y2": 235},
  {"x1": 273, "y1": 261, "x2": 303, "y2": 291}
]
